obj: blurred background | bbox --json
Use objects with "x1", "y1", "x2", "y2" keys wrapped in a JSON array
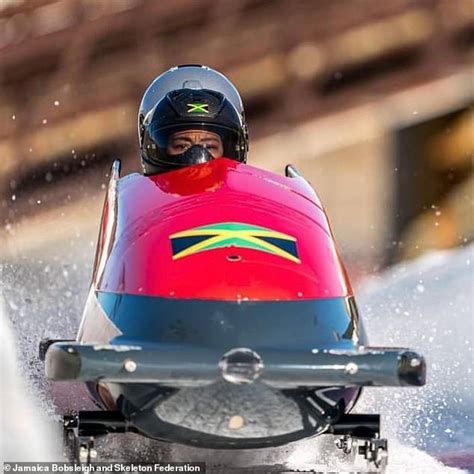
[{"x1": 0, "y1": 0, "x2": 472, "y2": 280}]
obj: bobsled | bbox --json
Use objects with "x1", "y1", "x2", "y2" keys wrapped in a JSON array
[{"x1": 41, "y1": 158, "x2": 426, "y2": 469}]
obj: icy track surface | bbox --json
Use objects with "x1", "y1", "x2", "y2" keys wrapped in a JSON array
[
  {"x1": 0, "y1": 295, "x2": 64, "y2": 462},
  {"x1": 1, "y1": 244, "x2": 473, "y2": 472}
]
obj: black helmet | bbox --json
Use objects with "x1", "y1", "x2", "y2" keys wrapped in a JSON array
[
  {"x1": 141, "y1": 88, "x2": 246, "y2": 174},
  {"x1": 138, "y1": 65, "x2": 248, "y2": 175}
]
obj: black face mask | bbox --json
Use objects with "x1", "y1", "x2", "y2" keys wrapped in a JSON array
[{"x1": 168, "y1": 145, "x2": 215, "y2": 167}]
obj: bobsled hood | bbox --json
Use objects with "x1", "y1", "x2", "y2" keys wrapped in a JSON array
[{"x1": 95, "y1": 158, "x2": 352, "y2": 301}]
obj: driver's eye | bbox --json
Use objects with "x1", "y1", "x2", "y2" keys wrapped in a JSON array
[{"x1": 172, "y1": 142, "x2": 189, "y2": 150}]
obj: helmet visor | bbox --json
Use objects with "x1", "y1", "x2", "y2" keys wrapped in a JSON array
[{"x1": 145, "y1": 123, "x2": 241, "y2": 165}]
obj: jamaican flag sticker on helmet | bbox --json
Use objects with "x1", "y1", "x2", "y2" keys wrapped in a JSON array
[
  {"x1": 187, "y1": 102, "x2": 209, "y2": 113},
  {"x1": 170, "y1": 222, "x2": 300, "y2": 263}
]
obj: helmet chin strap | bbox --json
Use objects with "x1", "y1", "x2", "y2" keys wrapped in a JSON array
[{"x1": 170, "y1": 145, "x2": 215, "y2": 166}]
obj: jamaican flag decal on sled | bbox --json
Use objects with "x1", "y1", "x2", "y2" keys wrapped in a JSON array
[{"x1": 170, "y1": 222, "x2": 300, "y2": 263}]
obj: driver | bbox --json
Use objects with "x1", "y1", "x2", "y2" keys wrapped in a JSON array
[{"x1": 138, "y1": 65, "x2": 248, "y2": 175}]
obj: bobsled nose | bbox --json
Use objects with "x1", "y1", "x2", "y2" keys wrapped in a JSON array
[{"x1": 219, "y1": 347, "x2": 264, "y2": 384}]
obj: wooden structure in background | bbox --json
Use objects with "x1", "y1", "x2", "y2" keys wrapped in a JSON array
[{"x1": 0, "y1": 0, "x2": 472, "y2": 267}]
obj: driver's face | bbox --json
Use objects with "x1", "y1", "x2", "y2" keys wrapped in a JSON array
[{"x1": 167, "y1": 130, "x2": 224, "y2": 158}]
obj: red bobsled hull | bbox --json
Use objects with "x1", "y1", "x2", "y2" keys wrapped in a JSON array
[
  {"x1": 95, "y1": 158, "x2": 352, "y2": 301},
  {"x1": 42, "y1": 159, "x2": 426, "y2": 459}
]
